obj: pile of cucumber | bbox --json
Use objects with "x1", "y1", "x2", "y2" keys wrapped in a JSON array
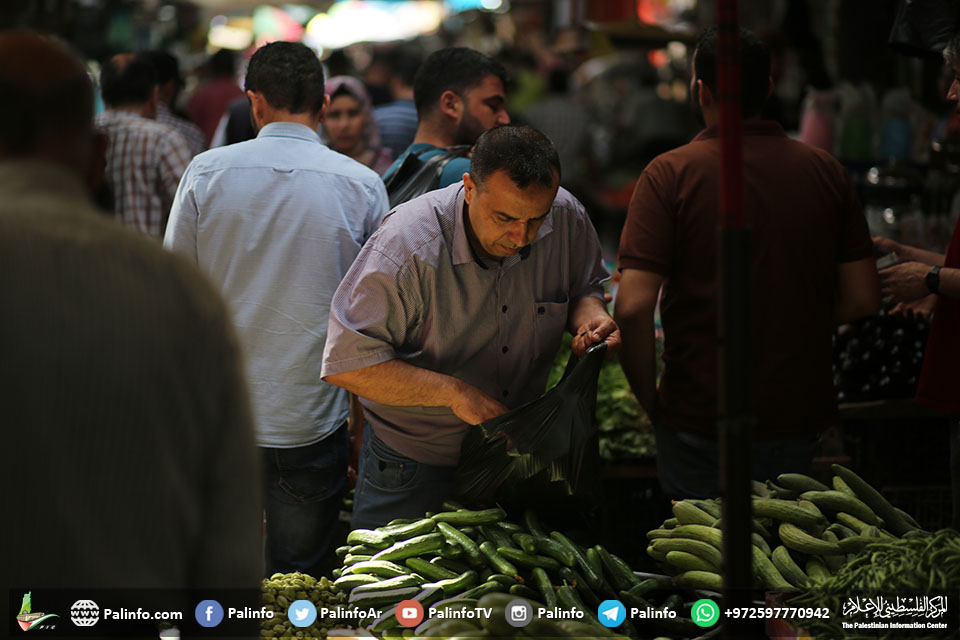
[
  {"x1": 646, "y1": 465, "x2": 929, "y2": 592},
  {"x1": 331, "y1": 503, "x2": 704, "y2": 638},
  {"x1": 260, "y1": 572, "x2": 344, "y2": 638}
]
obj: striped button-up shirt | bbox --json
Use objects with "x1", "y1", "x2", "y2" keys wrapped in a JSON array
[
  {"x1": 165, "y1": 122, "x2": 389, "y2": 448},
  {"x1": 321, "y1": 182, "x2": 608, "y2": 465},
  {"x1": 96, "y1": 109, "x2": 191, "y2": 239},
  {"x1": 157, "y1": 102, "x2": 207, "y2": 158}
]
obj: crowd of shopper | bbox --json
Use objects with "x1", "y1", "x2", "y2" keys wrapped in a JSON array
[{"x1": 4, "y1": 22, "x2": 960, "y2": 602}]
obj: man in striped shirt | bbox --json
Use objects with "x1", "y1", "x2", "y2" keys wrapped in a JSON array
[{"x1": 95, "y1": 53, "x2": 190, "y2": 239}]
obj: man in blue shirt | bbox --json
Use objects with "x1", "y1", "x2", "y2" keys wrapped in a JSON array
[
  {"x1": 381, "y1": 47, "x2": 511, "y2": 192},
  {"x1": 165, "y1": 42, "x2": 388, "y2": 577}
]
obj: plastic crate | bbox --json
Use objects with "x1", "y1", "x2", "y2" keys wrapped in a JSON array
[{"x1": 882, "y1": 484, "x2": 952, "y2": 531}]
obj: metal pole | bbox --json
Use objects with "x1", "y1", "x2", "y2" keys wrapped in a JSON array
[{"x1": 715, "y1": 1, "x2": 756, "y2": 638}]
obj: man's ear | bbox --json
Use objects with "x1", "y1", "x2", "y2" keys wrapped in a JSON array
[
  {"x1": 317, "y1": 93, "x2": 331, "y2": 124},
  {"x1": 697, "y1": 79, "x2": 713, "y2": 110},
  {"x1": 462, "y1": 172, "x2": 476, "y2": 204},
  {"x1": 247, "y1": 90, "x2": 264, "y2": 127},
  {"x1": 438, "y1": 89, "x2": 463, "y2": 121}
]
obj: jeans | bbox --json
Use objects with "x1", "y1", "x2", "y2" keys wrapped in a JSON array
[
  {"x1": 261, "y1": 425, "x2": 347, "y2": 578},
  {"x1": 351, "y1": 423, "x2": 457, "y2": 530},
  {"x1": 655, "y1": 424, "x2": 818, "y2": 499}
]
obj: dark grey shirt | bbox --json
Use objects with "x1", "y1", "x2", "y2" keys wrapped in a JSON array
[{"x1": 321, "y1": 182, "x2": 608, "y2": 465}]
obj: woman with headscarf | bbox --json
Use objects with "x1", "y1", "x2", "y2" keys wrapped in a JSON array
[{"x1": 322, "y1": 75, "x2": 394, "y2": 175}]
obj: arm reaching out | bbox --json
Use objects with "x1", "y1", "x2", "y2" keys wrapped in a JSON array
[{"x1": 325, "y1": 360, "x2": 508, "y2": 426}]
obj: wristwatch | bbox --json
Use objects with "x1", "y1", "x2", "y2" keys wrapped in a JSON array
[{"x1": 925, "y1": 265, "x2": 942, "y2": 294}]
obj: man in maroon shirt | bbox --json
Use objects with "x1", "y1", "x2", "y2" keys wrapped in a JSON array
[
  {"x1": 615, "y1": 28, "x2": 880, "y2": 498},
  {"x1": 188, "y1": 49, "x2": 244, "y2": 145},
  {"x1": 875, "y1": 33, "x2": 960, "y2": 530}
]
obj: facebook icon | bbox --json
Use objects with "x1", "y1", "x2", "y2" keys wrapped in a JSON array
[{"x1": 195, "y1": 600, "x2": 224, "y2": 627}]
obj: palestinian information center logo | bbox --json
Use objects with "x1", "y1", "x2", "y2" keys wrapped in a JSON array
[
  {"x1": 70, "y1": 600, "x2": 100, "y2": 627},
  {"x1": 16, "y1": 592, "x2": 60, "y2": 632}
]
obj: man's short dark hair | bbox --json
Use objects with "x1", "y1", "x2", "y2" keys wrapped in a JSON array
[
  {"x1": 944, "y1": 33, "x2": 960, "y2": 67},
  {"x1": 694, "y1": 27, "x2": 771, "y2": 117},
  {"x1": 0, "y1": 32, "x2": 93, "y2": 153},
  {"x1": 470, "y1": 125, "x2": 560, "y2": 189},
  {"x1": 387, "y1": 45, "x2": 422, "y2": 88},
  {"x1": 244, "y1": 42, "x2": 325, "y2": 115},
  {"x1": 100, "y1": 53, "x2": 157, "y2": 108},
  {"x1": 210, "y1": 49, "x2": 236, "y2": 77},
  {"x1": 413, "y1": 47, "x2": 508, "y2": 116},
  {"x1": 143, "y1": 50, "x2": 181, "y2": 86}
]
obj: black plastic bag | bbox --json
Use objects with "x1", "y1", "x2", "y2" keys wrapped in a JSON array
[
  {"x1": 383, "y1": 145, "x2": 471, "y2": 208},
  {"x1": 888, "y1": 0, "x2": 960, "y2": 58},
  {"x1": 455, "y1": 341, "x2": 607, "y2": 515}
]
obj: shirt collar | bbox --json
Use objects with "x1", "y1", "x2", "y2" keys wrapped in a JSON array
[
  {"x1": 692, "y1": 119, "x2": 787, "y2": 142},
  {"x1": 256, "y1": 121, "x2": 323, "y2": 143},
  {"x1": 451, "y1": 184, "x2": 555, "y2": 269}
]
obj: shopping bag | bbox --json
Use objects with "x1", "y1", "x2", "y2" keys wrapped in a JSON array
[{"x1": 455, "y1": 341, "x2": 607, "y2": 512}]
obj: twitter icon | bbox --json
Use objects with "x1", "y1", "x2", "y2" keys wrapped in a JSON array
[
  {"x1": 597, "y1": 600, "x2": 626, "y2": 628},
  {"x1": 288, "y1": 600, "x2": 317, "y2": 628}
]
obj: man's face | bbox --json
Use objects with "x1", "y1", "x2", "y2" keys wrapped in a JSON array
[
  {"x1": 463, "y1": 169, "x2": 558, "y2": 261},
  {"x1": 948, "y1": 63, "x2": 960, "y2": 110},
  {"x1": 454, "y1": 74, "x2": 510, "y2": 145}
]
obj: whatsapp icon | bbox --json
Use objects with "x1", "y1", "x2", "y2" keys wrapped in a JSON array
[{"x1": 692, "y1": 599, "x2": 720, "y2": 627}]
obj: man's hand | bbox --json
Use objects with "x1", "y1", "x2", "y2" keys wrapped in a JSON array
[
  {"x1": 572, "y1": 314, "x2": 621, "y2": 357},
  {"x1": 872, "y1": 236, "x2": 902, "y2": 256},
  {"x1": 880, "y1": 261, "x2": 932, "y2": 303},
  {"x1": 449, "y1": 380, "x2": 509, "y2": 425},
  {"x1": 890, "y1": 294, "x2": 937, "y2": 318}
]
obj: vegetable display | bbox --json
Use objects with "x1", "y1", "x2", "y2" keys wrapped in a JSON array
[
  {"x1": 645, "y1": 466, "x2": 927, "y2": 591},
  {"x1": 329, "y1": 503, "x2": 710, "y2": 638},
  {"x1": 260, "y1": 572, "x2": 346, "y2": 638},
  {"x1": 789, "y1": 529, "x2": 960, "y2": 639}
]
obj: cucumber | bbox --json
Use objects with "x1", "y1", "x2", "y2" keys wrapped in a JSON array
[
  {"x1": 485, "y1": 573, "x2": 518, "y2": 588},
  {"x1": 405, "y1": 557, "x2": 458, "y2": 581},
  {"x1": 345, "y1": 560, "x2": 411, "y2": 578},
  {"x1": 650, "y1": 538, "x2": 723, "y2": 569},
  {"x1": 422, "y1": 620, "x2": 480, "y2": 637},
  {"x1": 495, "y1": 520, "x2": 524, "y2": 534},
  {"x1": 335, "y1": 544, "x2": 351, "y2": 558},
  {"x1": 437, "y1": 522, "x2": 485, "y2": 566},
  {"x1": 831, "y1": 464, "x2": 915, "y2": 535},
  {"x1": 480, "y1": 525, "x2": 515, "y2": 550},
  {"x1": 531, "y1": 567, "x2": 557, "y2": 608},
  {"x1": 432, "y1": 557, "x2": 471, "y2": 574},
  {"x1": 442, "y1": 500, "x2": 468, "y2": 511},
  {"x1": 349, "y1": 573, "x2": 425, "y2": 597},
  {"x1": 752, "y1": 498, "x2": 827, "y2": 529},
  {"x1": 523, "y1": 618, "x2": 578, "y2": 638},
  {"x1": 347, "y1": 528, "x2": 394, "y2": 549},
  {"x1": 430, "y1": 570, "x2": 479, "y2": 596},
  {"x1": 556, "y1": 585, "x2": 600, "y2": 625},
  {"x1": 348, "y1": 544, "x2": 379, "y2": 556},
  {"x1": 551, "y1": 532, "x2": 602, "y2": 590},
  {"x1": 594, "y1": 545, "x2": 641, "y2": 590},
  {"x1": 619, "y1": 588, "x2": 653, "y2": 612},
  {"x1": 673, "y1": 500, "x2": 718, "y2": 526},
  {"x1": 380, "y1": 517, "x2": 437, "y2": 540},
  {"x1": 333, "y1": 573, "x2": 382, "y2": 591},
  {"x1": 533, "y1": 536, "x2": 577, "y2": 567},
  {"x1": 835, "y1": 512, "x2": 869, "y2": 534},
  {"x1": 771, "y1": 545, "x2": 810, "y2": 588},
  {"x1": 431, "y1": 507, "x2": 506, "y2": 526},
  {"x1": 752, "y1": 545, "x2": 792, "y2": 590},
  {"x1": 799, "y1": 490, "x2": 882, "y2": 526},
  {"x1": 692, "y1": 499, "x2": 722, "y2": 519},
  {"x1": 459, "y1": 581, "x2": 503, "y2": 599},
  {"x1": 386, "y1": 517, "x2": 417, "y2": 526},
  {"x1": 437, "y1": 542, "x2": 465, "y2": 559},
  {"x1": 511, "y1": 532, "x2": 538, "y2": 553},
  {"x1": 523, "y1": 509, "x2": 548, "y2": 537},
  {"x1": 674, "y1": 570, "x2": 723, "y2": 591},
  {"x1": 662, "y1": 594, "x2": 684, "y2": 612},
  {"x1": 559, "y1": 566, "x2": 601, "y2": 607},
  {"x1": 626, "y1": 578, "x2": 666, "y2": 599},
  {"x1": 508, "y1": 583, "x2": 538, "y2": 599},
  {"x1": 348, "y1": 585, "x2": 420, "y2": 608},
  {"x1": 665, "y1": 550, "x2": 716, "y2": 573},
  {"x1": 497, "y1": 546, "x2": 562, "y2": 571},
  {"x1": 777, "y1": 473, "x2": 830, "y2": 493},
  {"x1": 478, "y1": 541, "x2": 518, "y2": 576},
  {"x1": 804, "y1": 558, "x2": 831, "y2": 584},
  {"x1": 373, "y1": 532, "x2": 446, "y2": 562},
  {"x1": 646, "y1": 528, "x2": 673, "y2": 540},
  {"x1": 670, "y1": 524, "x2": 723, "y2": 548},
  {"x1": 778, "y1": 523, "x2": 842, "y2": 556},
  {"x1": 832, "y1": 475, "x2": 857, "y2": 497},
  {"x1": 343, "y1": 553, "x2": 374, "y2": 566}
]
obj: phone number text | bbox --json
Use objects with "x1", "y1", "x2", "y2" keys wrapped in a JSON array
[{"x1": 724, "y1": 607, "x2": 830, "y2": 620}]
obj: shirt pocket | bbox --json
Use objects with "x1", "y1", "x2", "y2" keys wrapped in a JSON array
[{"x1": 533, "y1": 298, "x2": 569, "y2": 366}]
